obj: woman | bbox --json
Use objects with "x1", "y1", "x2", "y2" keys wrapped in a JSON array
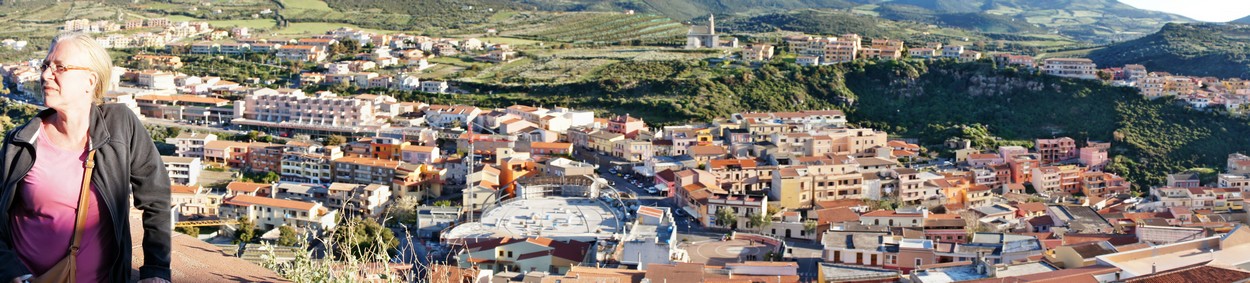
[{"x1": 0, "y1": 32, "x2": 171, "y2": 282}]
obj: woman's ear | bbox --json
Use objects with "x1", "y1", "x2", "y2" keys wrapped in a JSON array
[{"x1": 86, "y1": 72, "x2": 99, "y2": 93}]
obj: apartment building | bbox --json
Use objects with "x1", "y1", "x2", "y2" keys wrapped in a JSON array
[
  {"x1": 235, "y1": 90, "x2": 393, "y2": 136},
  {"x1": 220, "y1": 195, "x2": 338, "y2": 232},
  {"x1": 769, "y1": 156, "x2": 864, "y2": 210},
  {"x1": 275, "y1": 45, "x2": 327, "y2": 62},
  {"x1": 326, "y1": 183, "x2": 392, "y2": 217},
  {"x1": 704, "y1": 193, "x2": 768, "y2": 230},
  {"x1": 166, "y1": 132, "x2": 217, "y2": 158},
  {"x1": 161, "y1": 156, "x2": 201, "y2": 185},
  {"x1": 741, "y1": 44, "x2": 775, "y2": 61},
  {"x1": 331, "y1": 156, "x2": 403, "y2": 185},
  {"x1": 1035, "y1": 137, "x2": 1077, "y2": 164},
  {"x1": 246, "y1": 142, "x2": 284, "y2": 173},
  {"x1": 1043, "y1": 58, "x2": 1098, "y2": 80},
  {"x1": 204, "y1": 140, "x2": 253, "y2": 168},
  {"x1": 1031, "y1": 165, "x2": 1084, "y2": 195},
  {"x1": 171, "y1": 185, "x2": 221, "y2": 220},
  {"x1": 1151, "y1": 187, "x2": 1244, "y2": 212},
  {"x1": 281, "y1": 142, "x2": 343, "y2": 184},
  {"x1": 424, "y1": 104, "x2": 481, "y2": 129}
]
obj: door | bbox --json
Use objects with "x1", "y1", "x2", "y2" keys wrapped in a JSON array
[
  {"x1": 871, "y1": 254, "x2": 878, "y2": 265},
  {"x1": 856, "y1": 253, "x2": 863, "y2": 265},
  {"x1": 834, "y1": 251, "x2": 841, "y2": 263},
  {"x1": 785, "y1": 229, "x2": 792, "y2": 238}
]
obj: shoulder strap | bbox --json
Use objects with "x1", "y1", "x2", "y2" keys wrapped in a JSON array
[{"x1": 69, "y1": 149, "x2": 97, "y2": 255}]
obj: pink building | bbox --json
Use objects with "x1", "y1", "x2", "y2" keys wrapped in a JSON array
[
  {"x1": 1035, "y1": 137, "x2": 1077, "y2": 164},
  {"x1": 998, "y1": 145, "x2": 1028, "y2": 160},
  {"x1": 607, "y1": 114, "x2": 646, "y2": 139},
  {"x1": 1079, "y1": 142, "x2": 1110, "y2": 171}
]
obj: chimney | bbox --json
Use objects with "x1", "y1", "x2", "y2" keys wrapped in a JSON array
[{"x1": 1151, "y1": 263, "x2": 1156, "y2": 274}]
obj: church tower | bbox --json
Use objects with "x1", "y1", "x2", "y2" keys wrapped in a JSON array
[{"x1": 708, "y1": 14, "x2": 715, "y2": 34}]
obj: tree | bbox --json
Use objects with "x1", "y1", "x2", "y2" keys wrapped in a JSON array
[
  {"x1": 714, "y1": 207, "x2": 736, "y2": 229},
  {"x1": 747, "y1": 212, "x2": 772, "y2": 232},
  {"x1": 325, "y1": 135, "x2": 346, "y2": 146},
  {"x1": 176, "y1": 226, "x2": 200, "y2": 237},
  {"x1": 277, "y1": 225, "x2": 301, "y2": 247},
  {"x1": 261, "y1": 171, "x2": 281, "y2": 183},
  {"x1": 433, "y1": 200, "x2": 452, "y2": 207},
  {"x1": 803, "y1": 220, "x2": 818, "y2": 234},
  {"x1": 1096, "y1": 70, "x2": 1112, "y2": 81},
  {"x1": 331, "y1": 217, "x2": 400, "y2": 260},
  {"x1": 385, "y1": 196, "x2": 422, "y2": 226},
  {"x1": 234, "y1": 217, "x2": 256, "y2": 244}
]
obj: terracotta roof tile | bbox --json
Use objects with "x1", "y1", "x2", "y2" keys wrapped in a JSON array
[
  {"x1": 225, "y1": 195, "x2": 318, "y2": 211},
  {"x1": 171, "y1": 185, "x2": 199, "y2": 194},
  {"x1": 226, "y1": 181, "x2": 271, "y2": 193}
]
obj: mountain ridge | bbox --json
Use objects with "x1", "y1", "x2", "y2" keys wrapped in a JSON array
[{"x1": 1087, "y1": 22, "x2": 1250, "y2": 79}]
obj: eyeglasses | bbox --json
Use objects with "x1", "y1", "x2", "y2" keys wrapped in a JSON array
[{"x1": 39, "y1": 60, "x2": 92, "y2": 74}]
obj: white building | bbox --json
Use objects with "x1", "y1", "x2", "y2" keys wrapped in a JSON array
[
  {"x1": 1043, "y1": 58, "x2": 1098, "y2": 80},
  {"x1": 423, "y1": 104, "x2": 481, "y2": 129},
  {"x1": 281, "y1": 143, "x2": 342, "y2": 184},
  {"x1": 234, "y1": 90, "x2": 395, "y2": 135},
  {"x1": 421, "y1": 80, "x2": 449, "y2": 93},
  {"x1": 326, "y1": 183, "x2": 392, "y2": 217},
  {"x1": 137, "y1": 70, "x2": 176, "y2": 90},
  {"x1": 400, "y1": 145, "x2": 440, "y2": 165},
  {"x1": 619, "y1": 206, "x2": 687, "y2": 269},
  {"x1": 161, "y1": 156, "x2": 202, "y2": 185},
  {"x1": 166, "y1": 132, "x2": 218, "y2": 158},
  {"x1": 221, "y1": 195, "x2": 338, "y2": 233}
]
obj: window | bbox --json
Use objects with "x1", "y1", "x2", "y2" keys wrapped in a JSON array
[
  {"x1": 507, "y1": 251, "x2": 513, "y2": 258},
  {"x1": 915, "y1": 258, "x2": 923, "y2": 267}
]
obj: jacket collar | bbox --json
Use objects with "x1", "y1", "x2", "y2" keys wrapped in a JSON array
[{"x1": 12, "y1": 105, "x2": 112, "y2": 150}]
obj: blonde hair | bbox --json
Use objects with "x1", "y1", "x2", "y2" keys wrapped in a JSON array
[{"x1": 49, "y1": 32, "x2": 113, "y2": 103}]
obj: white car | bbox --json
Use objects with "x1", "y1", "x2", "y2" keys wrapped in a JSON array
[{"x1": 645, "y1": 187, "x2": 659, "y2": 194}]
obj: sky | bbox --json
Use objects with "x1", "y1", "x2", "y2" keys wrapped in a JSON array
[{"x1": 1119, "y1": 0, "x2": 1250, "y2": 22}]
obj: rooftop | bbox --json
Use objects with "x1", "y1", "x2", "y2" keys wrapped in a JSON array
[
  {"x1": 224, "y1": 195, "x2": 319, "y2": 211},
  {"x1": 818, "y1": 263, "x2": 899, "y2": 282},
  {"x1": 444, "y1": 196, "x2": 622, "y2": 241},
  {"x1": 160, "y1": 156, "x2": 198, "y2": 163}
]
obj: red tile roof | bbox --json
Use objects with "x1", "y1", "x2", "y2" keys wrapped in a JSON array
[
  {"x1": 638, "y1": 206, "x2": 665, "y2": 218},
  {"x1": 171, "y1": 185, "x2": 199, "y2": 194},
  {"x1": 225, "y1": 195, "x2": 318, "y2": 211},
  {"x1": 815, "y1": 207, "x2": 860, "y2": 225},
  {"x1": 334, "y1": 156, "x2": 402, "y2": 168},
  {"x1": 226, "y1": 181, "x2": 271, "y2": 193},
  {"x1": 1124, "y1": 265, "x2": 1250, "y2": 283}
]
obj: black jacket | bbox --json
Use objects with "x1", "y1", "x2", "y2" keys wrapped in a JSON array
[{"x1": 0, "y1": 104, "x2": 172, "y2": 282}]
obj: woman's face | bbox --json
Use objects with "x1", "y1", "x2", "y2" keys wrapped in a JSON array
[{"x1": 40, "y1": 44, "x2": 96, "y2": 110}]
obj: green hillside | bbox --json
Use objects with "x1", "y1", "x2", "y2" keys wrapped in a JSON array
[
  {"x1": 518, "y1": 13, "x2": 687, "y2": 45},
  {"x1": 336, "y1": 59, "x2": 1250, "y2": 189},
  {"x1": 1087, "y1": 23, "x2": 1250, "y2": 78},
  {"x1": 721, "y1": 10, "x2": 1084, "y2": 56},
  {"x1": 869, "y1": 0, "x2": 1192, "y2": 42},
  {"x1": 491, "y1": 0, "x2": 1190, "y2": 43},
  {"x1": 843, "y1": 60, "x2": 1250, "y2": 187}
]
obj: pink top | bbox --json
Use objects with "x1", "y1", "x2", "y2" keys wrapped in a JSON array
[{"x1": 11, "y1": 124, "x2": 113, "y2": 281}]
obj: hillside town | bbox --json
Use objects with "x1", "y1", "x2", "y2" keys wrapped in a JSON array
[{"x1": 2, "y1": 14, "x2": 1250, "y2": 283}]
